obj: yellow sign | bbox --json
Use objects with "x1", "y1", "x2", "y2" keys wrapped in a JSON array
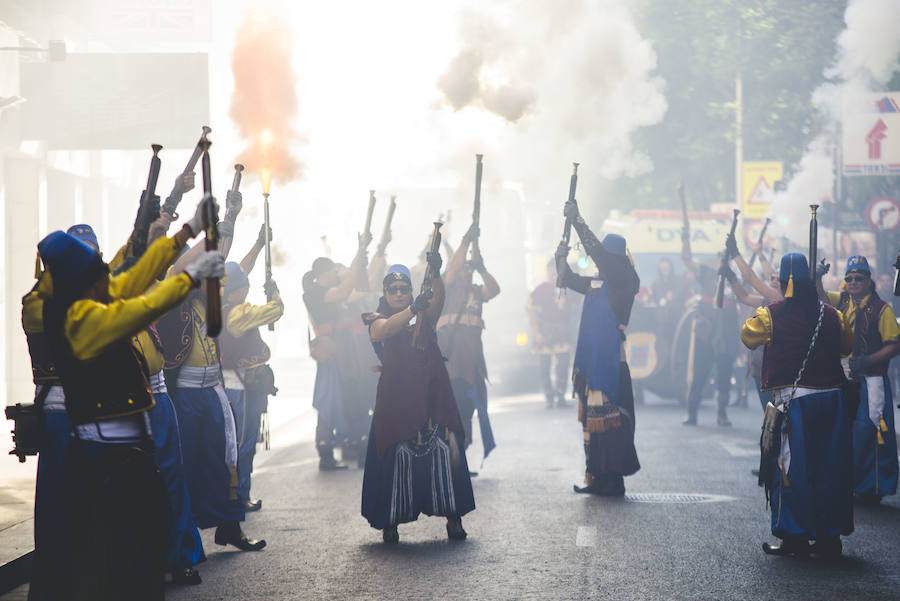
[{"x1": 742, "y1": 162, "x2": 782, "y2": 219}]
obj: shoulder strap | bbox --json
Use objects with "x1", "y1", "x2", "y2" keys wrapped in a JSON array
[
  {"x1": 34, "y1": 384, "x2": 51, "y2": 410},
  {"x1": 787, "y1": 301, "x2": 825, "y2": 406}
]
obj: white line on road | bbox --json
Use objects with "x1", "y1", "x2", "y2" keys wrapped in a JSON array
[{"x1": 576, "y1": 526, "x2": 598, "y2": 547}]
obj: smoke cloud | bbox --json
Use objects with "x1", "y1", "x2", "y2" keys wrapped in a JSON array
[
  {"x1": 229, "y1": 6, "x2": 304, "y2": 189},
  {"x1": 436, "y1": 1, "x2": 667, "y2": 183},
  {"x1": 772, "y1": 0, "x2": 900, "y2": 245}
]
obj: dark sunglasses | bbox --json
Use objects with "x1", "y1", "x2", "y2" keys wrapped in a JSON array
[
  {"x1": 386, "y1": 285, "x2": 412, "y2": 295},
  {"x1": 844, "y1": 275, "x2": 868, "y2": 283}
]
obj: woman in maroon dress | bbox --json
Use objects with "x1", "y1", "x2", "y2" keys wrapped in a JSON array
[{"x1": 361, "y1": 259, "x2": 475, "y2": 543}]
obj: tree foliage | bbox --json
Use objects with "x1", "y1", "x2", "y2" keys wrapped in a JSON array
[{"x1": 607, "y1": 0, "x2": 849, "y2": 211}]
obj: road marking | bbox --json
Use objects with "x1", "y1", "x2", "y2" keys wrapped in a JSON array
[
  {"x1": 253, "y1": 457, "x2": 318, "y2": 475},
  {"x1": 576, "y1": 526, "x2": 598, "y2": 547},
  {"x1": 625, "y1": 493, "x2": 736, "y2": 503},
  {"x1": 718, "y1": 439, "x2": 759, "y2": 458}
]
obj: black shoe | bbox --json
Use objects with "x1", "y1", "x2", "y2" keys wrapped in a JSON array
[
  {"x1": 214, "y1": 523, "x2": 267, "y2": 551},
  {"x1": 810, "y1": 537, "x2": 842, "y2": 559},
  {"x1": 468, "y1": 470, "x2": 479, "y2": 477},
  {"x1": 682, "y1": 416, "x2": 697, "y2": 426},
  {"x1": 245, "y1": 498, "x2": 262, "y2": 512},
  {"x1": 382, "y1": 526, "x2": 399, "y2": 544},
  {"x1": 762, "y1": 538, "x2": 810, "y2": 557},
  {"x1": 854, "y1": 493, "x2": 882, "y2": 506},
  {"x1": 573, "y1": 483, "x2": 602, "y2": 494},
  {"x1": 446, "y1": 516, "x2": 467, "y2": 540},
  {"x1": 319, "y1": 456, "x2": 349, "y2": 471},
  {"x1": 717, "y1": 415, "x2": 732, "y2": 427},
  {"x1": 171, "y1": 568, "x2": 201, "y2": 585},
  {"x1": 751, "y1": 469, "x2": 760, "y2": 477}
]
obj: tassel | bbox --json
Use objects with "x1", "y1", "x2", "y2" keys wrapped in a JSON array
[
  {"x1": 784, "y1": 273, "x2": 795, "y2": 298},
  {"x1": 880, "y1": 416, "x2": 888, "y2": 432},
  {"x1": 877, "y1": 430, "x2": 885, "y2": 445}
]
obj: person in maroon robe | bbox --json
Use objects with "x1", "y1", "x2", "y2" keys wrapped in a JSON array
[{"x1": 360, "y1": 259, "x2": 475, "y2": 544}]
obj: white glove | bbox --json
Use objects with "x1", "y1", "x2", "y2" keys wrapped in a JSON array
[
  {"x1": 186, "y1": 196, "x2": 219, "y2": 237},
  {"x1": 185, "y1": 250, "x2": 225, "y2": 283}
]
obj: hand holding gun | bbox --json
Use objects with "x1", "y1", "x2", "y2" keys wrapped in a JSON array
[{"x1": 162, "y1": 126, "x2": 210, "y2": 218}]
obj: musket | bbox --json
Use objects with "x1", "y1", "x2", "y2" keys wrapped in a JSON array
[
  {"x1": 162, "y1": 125, "x2": 211, "y2": 218},
  {"x1": 378, "y1": 195, "x2": 397, "y2": 251},
  {"x1": 364, "y1": 190, "x2": 377, "y2": 243},
  {"x1": 747, "y1": 217, "x2": 771, "y2": 270},
  {"x1": 263, "y1": 188, "x2": 274, "y2": 330},
  {"x1": 113, "y1": 144, "x2": 163, "y2": 275},
  {"x1": 893, "y1": 247, "x2": 900, "y2": 297},
  {"x1": 412, "y1": 221, "x2": 443, "y2": 350},
  {"x1": 714, "y1": 209, "x2": 741, "y2": 308},
  {"x1": 232, "y1": 163, "x2": 244, "y2": 193},
  {"x1": 678, "y1": 181, "x2": 689, "y2": 237},
  {"x1": 556, "y1": 163, "x2": 579, "y2": 288},
  {"x1": 201, "y1": 138, "x2": 222, "y2": 337},
  {"x1": 809, "y1": 205, "x2": 819, "y2": 282},
  {"x1": 473, "y1": 154, "x2": 483, "y2": 231}
]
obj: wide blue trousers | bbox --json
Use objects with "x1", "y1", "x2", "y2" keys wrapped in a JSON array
[
  {"x1": 28, "y1": 410, "x2": 72, "y2": 601},
  {"x1": 148, "y1": 392, "x2": 205, "y2": 569},
  {"x1": 225, "y1": 387, "x2": 266, "y2": 503},
  {"x1": 769, "y1": 389, "x2": 853, "y2": 541},
  {"x1": 172, "y1": 387, "x2": 244, "y2": 529}
]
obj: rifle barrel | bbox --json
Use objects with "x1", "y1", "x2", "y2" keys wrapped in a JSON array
[
  {"x1": 473, "y1": 154, "x2": 483, "y2": 227},
  {"x1": 809, "y1": 205, "x2": 819, "y2": 282}
]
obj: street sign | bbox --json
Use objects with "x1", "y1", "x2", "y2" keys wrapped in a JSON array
[
  {"x1": 865, "y1": 196, "x2": 900, "y2": 232},
  {"x1": 742, "y1": 162, "x2": 782, "y2": 218},
  {"x1": 843, "y1": 92, "x2": 900, "y2": 176}
]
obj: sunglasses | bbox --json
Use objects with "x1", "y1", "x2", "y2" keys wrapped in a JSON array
[
  {"x1": 386, "y1": 285, "x2": 412, "y2": 295},
  {"x1": 844, "y1": 275, "x2": 868, "y2": 283}
]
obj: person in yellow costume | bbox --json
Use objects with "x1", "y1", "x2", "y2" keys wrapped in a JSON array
[
  {"x1": 219, "y1": 232, "x2": 284, "y2": 512},
  {"x1": 37, "y1": 197, "x2": 222, "y2": 601},
  {"x1": 156, "y1": 187, "x2": 268, "y2": 551},
  {"x1": 820, "y1": 255, "x2": 900, "y2": 503}
]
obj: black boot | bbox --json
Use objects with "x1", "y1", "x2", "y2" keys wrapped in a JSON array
[
  {"x1": 382, "y1": 525, "x2": 399, "y2": 544},
  {"x1": 810, "y1": 537, "x2": 842, "y2": 559},
  {"x1": 446, "y1": 516, "x2": 467, "y2": 540},
  {"x1": 171, "y1": 567, "x2": 201, "y2": 585},
  {"x1": 214, "y1": 521, "x2": 267, "y2": 551},
  {"x1": 319, "y1": 454, "x2": 348, "y2": 471}
]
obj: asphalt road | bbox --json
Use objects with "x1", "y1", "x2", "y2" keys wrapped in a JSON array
[
  {"x1": 6, "y1": 394, "x2": 900, "y2": 600},
  {"x1": 173, "y1": 394, "x2": 900, "y2": 601}
]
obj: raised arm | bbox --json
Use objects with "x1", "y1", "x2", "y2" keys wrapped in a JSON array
[
  {"x1": 470, "y1": 240, "x2": 500, "y2": 301},
  {"x1": 733, "y1": 255, "x2": 782, "y2": 302},
  {"x1": 721, "y1": 263, "x2": 765, "y2": 308},
  {"x1": 239, "y1": 223, "x2": 268, "y2": 275},
  {"x1": 555, "y1": 242, "x2": 591, "y2": 295},
  {"x1": 444, "y1": 222, "x2": 477, "y2": 285}
]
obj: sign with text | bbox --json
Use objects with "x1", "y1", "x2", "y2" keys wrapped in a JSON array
[
  {"x1": 843, "y1": 92, "x2": 900, "y2": 176},
  {"x1": 741, "y1": 161, "x2": 782, "y2": 219}
]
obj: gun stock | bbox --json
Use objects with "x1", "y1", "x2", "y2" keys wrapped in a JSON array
[
  {"x1": 412, "y1": 222, "x2": 443, "y2": 350},
  {"x1": 200, "y1": 139, "x2": 222, "y2": 338},
  {"x1": 473, "y1": 154, "x2": 483, "y2": 230},
  {"x1": 714, "y1": 209, "x2": 741, "y2": 308},
  {"x1": 747, "y1": 217, "x2": 770, "y2": 270},
  {"x1": 809, "y1": 205, "x2": 819, "y2": 282}
]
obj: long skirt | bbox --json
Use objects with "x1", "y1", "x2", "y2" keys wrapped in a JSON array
[
  {"x1": 226, "y1": 387, "x2": 267, "y2": 503},
  {"x1": 64, "y1": 440, "x2": 167, "y2": 601},
  {"x1": 852, "y1": 375, "x2": 898, "y2": 498},
  {"x1": 28, "y1": 410, "x2": 72, "y2": 601},
  {"x1": 172, "y1": 386, "x2": 244, "y2": 528},
  {"x1": 576, "y1": 363, "x2": 640, "y2": 481},
  {"x1": 767, "y1": 388, "x2": 853, "y2": 540},
  {"x1": 149, "y1": 392, "x2": 205, "y2": 570},
  {"x1": 361, "y1": 422, "x2": 476, "y2": 530}
]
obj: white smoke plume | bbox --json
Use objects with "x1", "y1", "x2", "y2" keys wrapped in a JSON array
[
  {"x1": 772, "y1": 0, "x2": 900, "y2": 245},
  {"x1": 436, "y1": 1, "x2": 667, "y2": 186}
]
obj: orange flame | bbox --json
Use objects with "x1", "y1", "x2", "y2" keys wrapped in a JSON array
[{"x1": 230, "y1": 9, "x2": 303, "y2": 190}]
